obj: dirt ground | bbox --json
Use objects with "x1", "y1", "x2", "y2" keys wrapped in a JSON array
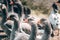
[{"x1": 50, "y1": 30, "x2": 60, "y2": 40}]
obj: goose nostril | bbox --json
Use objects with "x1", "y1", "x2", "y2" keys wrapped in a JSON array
[
  {"x1": 57, "y1": 21, "x2": 59, "y2": 22},
  {"x1": 56, "y1": 24, "x2": 58, "y2": 25},
  {"x1": 54, "y1": 18, "x2": 57, "y2": 20}
]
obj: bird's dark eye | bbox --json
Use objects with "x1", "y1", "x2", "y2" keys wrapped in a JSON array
[
  {"x1": 56, "y1": 23, "x2": 58, "y2": 26},
  {"x1": 57, "y1": 17, "x2": 59, "y2": 19},
  {"x1": 57, "y1": 21, "x2": 59, "y2": 22}
]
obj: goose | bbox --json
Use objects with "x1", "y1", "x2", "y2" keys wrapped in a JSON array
[
  {"x1": 3, "y1": 1, "x2": 23, "y2": 38},
  {"x1": 23, "y1": 6, "x2": 31, "y2": 19},
  {"x1": 0, "y1": 4, "x2": 12, "y2": 39},
  {"x1": 2, "y1": 1, "x2": 20, "y2": 38},
  {"x1": 49, "y1": 3, "x2": 60, "y2": 36},
  {"x1": 10, "y1": 0, "x2": 23, "y2": 19},
  {"x1": 5, "y1": 0, "x2": 21, "y2": 30},
  {"x1": 1, "y1": 4, "x2": 8, "y2": 35},
  {"x1": 4, "y1": 13, "x2": 19, "y2": 39},
  {"x1": 1, "y1": 4, "x2": 7, "y2": 24},
  {"x1": 13, "y1": 2, "x2": 22, "y2": 19},
  {"x1": 6, "y1": 0, "x2": 21, "y2": 21},
  {"x1": 40, "y1": 18, "x2": 51, "y2": 40}
]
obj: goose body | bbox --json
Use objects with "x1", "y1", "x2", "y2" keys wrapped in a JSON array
[{"x1": 49, "y1": 10, "x2": 60, "y2": 29}]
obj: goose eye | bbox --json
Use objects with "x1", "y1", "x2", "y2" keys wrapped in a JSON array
[
  {"x1": 57, "y1": 17, "x2": 59, "y2": 19},
  {"x1": 54, "y1": 18, "x2": 57, "y2": 20},
  {"x1": 56, "y1": 23, "x2": 58, "y2": 26}
]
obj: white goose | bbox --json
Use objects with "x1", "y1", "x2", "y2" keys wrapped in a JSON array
[{"x1": 49, "y1": 3, "x2": 60, "y2": 36}]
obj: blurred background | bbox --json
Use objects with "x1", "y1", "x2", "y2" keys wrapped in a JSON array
[{"x1": 20, "y1": 0, "x2": 58, "y2": 18}]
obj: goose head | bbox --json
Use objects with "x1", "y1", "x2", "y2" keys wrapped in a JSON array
[
  {"x1": 7, "y1": 15, "x2": 17, "y2": 21},
  {"x1": 52, "y1": 3, "x2": 58, "y2": 13},
  {"x1": 13, "y1": 3, "x2": 22, "y2": 18},
  {"x1": 7, "y1": 13, "x2": 19, "y2": 21},
  {"x1": 57, "y1": 0, "x2": 60, "y2": 3}
]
